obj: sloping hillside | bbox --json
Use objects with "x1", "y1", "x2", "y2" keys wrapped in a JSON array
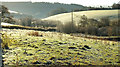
[
  {"x1": 8, "y1": 10, "x2": 31, "y2": 18},
  {"x1": 2, "y1": 28, "x2": 120, "y2": 65},
  {"x1": 3, "y1": 2, "x2": 86, "y2": 18},
  {"x1": 43, "y1": 10, "x2": 119, "y2": 23}
]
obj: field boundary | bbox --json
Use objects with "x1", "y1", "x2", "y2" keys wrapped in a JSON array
[
  {"x1": 71, "y1": 33, "x2": 120, "y2": 42},
  {"x1": 2, "y1": 25, "x2": 120, "y2": 42},
  {"x1": 2, "y1": 25, "x2": 56, "y2": 31}
]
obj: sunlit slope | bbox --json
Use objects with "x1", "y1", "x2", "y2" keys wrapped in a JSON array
[
  {"x1": 2, "y1": 29, "x2": 120, "y2": 65},
  {"x1": 43, "y1": 10, "x2": 119, "y2": 23}
]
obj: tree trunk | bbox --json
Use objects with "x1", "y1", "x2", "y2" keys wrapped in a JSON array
[
  {"x1": 0, "y1": 7, "x2": 3, "y2": 66},
  {"x1": 0, "y1": 38, "x2": 2, "y2": 67},
  {"x1": 0, "y1": 28, "x2": 2, "y2": 67}
]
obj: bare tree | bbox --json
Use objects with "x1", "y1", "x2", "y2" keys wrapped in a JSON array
[
  {"x1": 20, "y1": 16, "x2": 33, "y2": 26},
  {"x1": 0, "y1": 5, "x2": 10, "y2": 66},
  {"x1": 107, "y1": 27, "x2": 113, "y2": 37}
]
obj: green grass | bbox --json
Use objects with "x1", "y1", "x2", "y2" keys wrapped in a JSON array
[{"x1": 2, "y1": 28, "x2": 120, "y2": 65}]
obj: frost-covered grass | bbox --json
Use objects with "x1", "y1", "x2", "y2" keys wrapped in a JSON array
[{"x1": 2, "y1": 28, "x2": 120, "y2": 65}]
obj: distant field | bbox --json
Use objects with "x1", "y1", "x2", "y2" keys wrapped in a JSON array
[{"x1": 43, "y1": 10, "x2": 119, "y2": 23}]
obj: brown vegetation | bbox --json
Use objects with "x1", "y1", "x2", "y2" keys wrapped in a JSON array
[
  {"x1": 2, "y1": 25, "x2": 56, "y2": 31},
  {"x1": 27, "y1": 31, "x2": 40, "y2": 36},
  {"x1": 57, "y1": 15, "x2": 120, "y2": 36}
]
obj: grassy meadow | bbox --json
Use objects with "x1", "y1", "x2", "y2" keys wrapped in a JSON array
[{"x1": 1, "y1": 28, "x2": 120, "y2": 65}]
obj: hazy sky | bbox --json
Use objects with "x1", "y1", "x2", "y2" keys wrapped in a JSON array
[{"x1": 0, "y1": 0, "x2": 120, "y2": 7}]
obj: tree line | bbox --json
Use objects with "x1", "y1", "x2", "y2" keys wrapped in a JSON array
[{"x1": 57, "y1": 15, "x2": 120, "y2": 36}]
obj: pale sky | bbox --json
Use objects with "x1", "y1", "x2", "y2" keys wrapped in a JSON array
[{"x1": 0, "y1": 0, "x2": 120, "y2": 7}]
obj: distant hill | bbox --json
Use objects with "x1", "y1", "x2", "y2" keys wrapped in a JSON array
[
  {"x1": 2, "y1": 2, "x2": 87, "y2": 19},
  {"x1": 43, "y1": 10, "x2": 120, "y2": 23},
  {"x1": 10, "y1": 11, "x2": 32, "y2": 18},
  {"x1": 8, "y1": 10, "x2": 31, "y2": 18}
]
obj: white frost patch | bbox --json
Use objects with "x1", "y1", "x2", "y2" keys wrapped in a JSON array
[
  {"x1": 1, "y1": 22, "x2": 13, "y2": 26},
  {"x1": 8, "y1": 10, "x2": 23, "y2": 14},
  {"x1": 8, "y1": 10, "x2": 19, "y2": 14},
  {"x1": 1, "y1": 10, "x2": 22, "y2": 14}
]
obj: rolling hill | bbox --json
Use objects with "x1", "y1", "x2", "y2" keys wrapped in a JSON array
[
  {"x1": 43, "y1": 10, "x2": 120, "y2": 23},
  {"x1": 8, "y1": 10, "x2": 32, "y2": 18},
  {"x1": 2, "y1": 2, "x2": 87, "y2": 18},
  {"x1": 0, "y1": 5, "x2": 32, "y2": 18}
]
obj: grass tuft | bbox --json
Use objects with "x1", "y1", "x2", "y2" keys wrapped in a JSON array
[{"x1": 1, "y1": 33, "x2": 11, "y2": 49}]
